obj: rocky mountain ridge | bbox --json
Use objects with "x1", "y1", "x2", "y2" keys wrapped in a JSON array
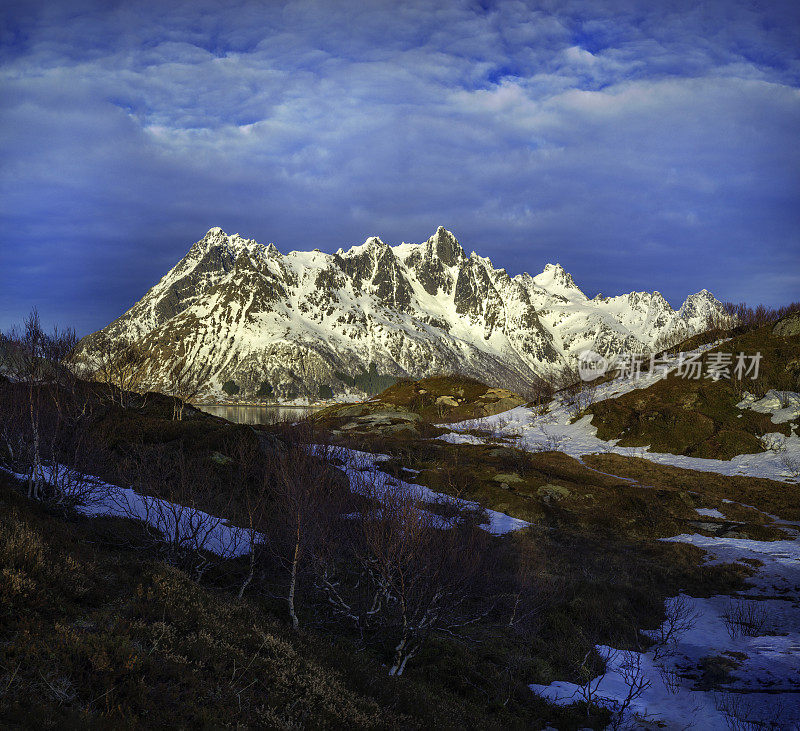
[{"x1": 80, "y1": 227, "x2": 725, "y2": 399}]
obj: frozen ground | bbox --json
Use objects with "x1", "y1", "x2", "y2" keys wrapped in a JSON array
[
  {"x1": 1, "y1": 464, "x2": 256, "y2": 557},
  {"x1": 433, "y1": 344, "x2": 800, "y2": 725},
  {"x1": 738, "y1": 390, "x2": 800, "y2": 425},
  {"x1": 336, "y1": 447, "x2": 530, "y2": 535},
  {"x1": 531, "y1": 530, "x2": 800, "y2": 728},
  {"x1": 441, "y1": 347, "x2": 800, "y2": 484},
  {"x1": 1, "y1": 444, "x2": 531, "y2": 565}
]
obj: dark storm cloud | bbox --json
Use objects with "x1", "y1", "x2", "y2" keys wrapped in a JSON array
[{"x1": 1, "y1": 0, "x2": 798, "y2": 333}]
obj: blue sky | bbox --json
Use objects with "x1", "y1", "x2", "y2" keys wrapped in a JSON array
[{"x1": 1, "y1": 0, "x2": 799, "y2": 334}]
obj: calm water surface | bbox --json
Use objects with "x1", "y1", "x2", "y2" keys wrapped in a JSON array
[{"x1": 196, "y1": 404, "x2": 322, "y2": 425}]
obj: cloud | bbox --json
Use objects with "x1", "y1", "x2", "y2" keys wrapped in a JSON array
[{"x1": 0, "y1": 0, "x2": 799, "y2": 333}]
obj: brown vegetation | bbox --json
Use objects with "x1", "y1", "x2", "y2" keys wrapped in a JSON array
[
  {"x1": 4, "y1": 304, "x2": 797, "y2": 727},
  {"x1": 587, "y1": 322, "x2": 800, "y2": 459}
]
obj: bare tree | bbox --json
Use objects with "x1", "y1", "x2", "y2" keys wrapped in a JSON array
[
  {"x1": 721, "y1": 598, "x2": 768, "y2": 639},
  {"x1": 327, "y1": 468, "x2": 489, "y2": 676},
  {"x1": 563, "y1": 380, "x2": 596, "y2": 419},
  {"x1": 650, "y1": 594, "x2": 701, "y2": 661},
  {"x1": 521, "y1": 375, "x2": 555, "y2": 414},
  {"x1": 505, "y1": 546, "x2": 564, "y2": 633},
  {"x1": 607, "y1": 650, "x2": 651, "y2": 730},
  {"x1": 714, "y1": 690, "x2": 794, "y2": 731},
  {"x1": 2, "y1": 309, "x2": 86, "y2": 503},
  {"x1": 265, "y1": 439, "x2": 345, "y2": 630},
  {"x1": 81, "y1": 331, "x2": 148, "y2": 407},
  {"x1": 438, "y1": 448, "x2": 472, "y2": 500},
  {"x1": 570, "y1": 646, "x2": 651, "y2": 728},
  {"x1": 224, "y1": 436, "x2": 273, "y2": 600},
  {"x1": 163, "y1": 356, "x2": 207, "y2": 420},
  {"x1": 112, "y1": 444, "x2": 245, "y2": 580}
]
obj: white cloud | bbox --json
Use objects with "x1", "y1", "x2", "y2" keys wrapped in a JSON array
[{"x1": 0, "y1": 0, "x2": 799, "y2": 332}]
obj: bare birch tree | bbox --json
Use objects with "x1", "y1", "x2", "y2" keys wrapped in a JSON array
[
  {"x1": 2, "y1": 309, "x2": 85, "y2": 502},
  {"x1": 163, "y1": 356, "x2": 207, "y2": 420},
  {"x1": 113, "y1": 444, "x2": 245, "y2": 580},
  {"x1": 312, "y1": 461, "x2": 489, "y2": 676},
  {"x1": 265, "y1": 439, "x2": 345, "y2": 630},
  {"x1": 82, "y1": 332, "x2": 148, "y2": 407}
]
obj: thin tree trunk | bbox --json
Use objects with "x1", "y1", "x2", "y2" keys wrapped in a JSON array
[
  {"x1": 288, "y1": 529, "x2": 301, "y2": 631},
  {"x1": 389, "y1": 636, "x2": 411, "y2": 676},
  {"x1": 238, "y1": 533, "x2": 257, "y2": 600},
  {"x1": 2, "y1": 427, "x2": 14, "y2": 462},
  {"x1": 28, "y1": 394, "x2": 42, "y2": 500},
  {"x1": 508, "y1": 592, "x2": 521, "y2": 627},
  {"x1": 395, "y1": 650, "x2": 414, "y2": 677}
]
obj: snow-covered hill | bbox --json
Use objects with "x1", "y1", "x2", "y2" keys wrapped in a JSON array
[{"x1": 80, "y1": 227, "x2": 724, "y2": 399}]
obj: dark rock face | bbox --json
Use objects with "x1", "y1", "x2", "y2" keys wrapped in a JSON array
[
  {"x1": 404, "y1": 227, "x2": 465, "y2": 296},
  {"x1": 414, "y1": 253, "x2": 452, "y2": 296},
  {"x1": 430, "y1": 226, "x2": 466, "y2": 268},
  {"x1": 371, "y1": 248, "x2": 414, "y2": 311},
  {"x1": 453, "y1": 257, "x2": 506, "y2": 339}
]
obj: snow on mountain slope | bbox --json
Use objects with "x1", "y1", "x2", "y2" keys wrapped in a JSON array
[{"x1": 79, "y1": 227, "x2": 725, "y2": 399}]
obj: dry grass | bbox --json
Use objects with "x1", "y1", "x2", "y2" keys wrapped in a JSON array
[
  {"x1": 583, "y1": 453, "x2": 800, "y2": 524},
  {"x1": 376, "y1": 441, "x2": 787, "y2": 542}
]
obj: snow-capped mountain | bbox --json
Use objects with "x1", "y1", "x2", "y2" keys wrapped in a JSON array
[{"x1": 80, "y1": 227, "x2": 725, "y2": 399}]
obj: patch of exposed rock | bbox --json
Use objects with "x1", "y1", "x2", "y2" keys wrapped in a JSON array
[{"x1": 774, "y1": 312, "x2": 800, "y2": 338}]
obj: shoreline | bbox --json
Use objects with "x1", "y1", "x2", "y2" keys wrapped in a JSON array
[{"x1": 194, "y1": 402, "x2": 326, "y2": 408}]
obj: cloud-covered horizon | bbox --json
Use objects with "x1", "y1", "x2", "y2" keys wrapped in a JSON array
[{"x1": 1, "y1": 0, "x2": 799, "y2": 334}]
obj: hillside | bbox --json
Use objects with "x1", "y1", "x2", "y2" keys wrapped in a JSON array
[
  {"x1": 76, "y1": 227, "x2": 725, "y2": 400},
  {"x1": 5, "y1": 308, "x2": 800, "y2": 728},
  {"x1": 587, "y1": 315, "x2": 800, "y2": 459},
  {"x1": 303, "y1": 316, "x2": 800, "y2": 727},
  {"x1": 1, "y1": 368, "x2": 762, "y2": 730}
]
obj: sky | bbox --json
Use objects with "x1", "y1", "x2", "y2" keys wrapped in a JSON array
[{"x1": 1, "y1": 0, "x2": 799, "y2": 335}]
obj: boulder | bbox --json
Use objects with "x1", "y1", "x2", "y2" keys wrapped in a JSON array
[
  {"x1": 537, "y1": 483, "x2": 571, "y2": 503},
  {"x1": 492, "y1": 472, "x2": 525, "y2": 485},
  {"x1": 480, "y1": 395, "x2": 525, "y2": 416}
]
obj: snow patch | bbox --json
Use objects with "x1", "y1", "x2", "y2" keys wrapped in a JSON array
[
  {"x1": 532, "y1": 531, "x2": 800, "y2": 728},
  {"x1": 443, "y1": 342, "x2": 800, "y2": 484},
  {"x1": 336, "y1": 448, "x2": 530, "y2": 536},
  {"x1": 738, "y1": 390, "x2": 800, "y2": 424},
  {"x1": 696, "y1": 507, "x2": 726, "y2": 518}
]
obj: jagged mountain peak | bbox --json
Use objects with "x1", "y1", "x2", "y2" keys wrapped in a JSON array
[
  {"x1": 682, "y1": 289, "x2": 715, "y2": 306},
  {"x1": 192, "y1": 227, "x2": 259, "y2": 258},
  {"x1": 679, "y1": 288, "x2": 722, "y2": 323},
  {"x1": 424, "y1": 226, "x2": 466, "y2": 267},
  {"x1": 346, "y1": 235, "x2": 389, "y2": 255},
  {"x1": 532, "y1": 262, "x2": 583, "y2": 297}
]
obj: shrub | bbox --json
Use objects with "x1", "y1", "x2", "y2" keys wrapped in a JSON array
[
  {"x1": 723, "y1": 300, "x2": 800, "y2": 329},
  {"x1": 722, "y1": 598, "x2": 768, "y2": 639},
  {"x1": 222, "y1": 380, "x2": 240, "y2": 396}
]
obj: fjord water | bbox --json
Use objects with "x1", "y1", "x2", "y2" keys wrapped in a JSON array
[{"x1": 195, "y1": 404, "x2": 321, "y2": 425}]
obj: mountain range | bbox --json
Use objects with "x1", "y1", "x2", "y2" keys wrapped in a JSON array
[{"x1": 80, "y1": 227, "x2": 725, "y2": 400}]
